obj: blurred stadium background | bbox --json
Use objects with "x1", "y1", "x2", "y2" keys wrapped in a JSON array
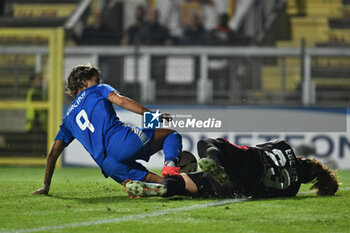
[{"x1": 0, "y1": 0, "x2": 350, "y2": 170}]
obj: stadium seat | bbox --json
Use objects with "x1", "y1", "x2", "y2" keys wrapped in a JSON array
[
  {"x1": 0, "y1": 55, "x2": 36, "y2": 99},
  {"x1": 0, "y1": 0, "x2": 79, "y2": 27},
  {"x1": 263, "y1": 0, "x2": 350, "y2": 98}
]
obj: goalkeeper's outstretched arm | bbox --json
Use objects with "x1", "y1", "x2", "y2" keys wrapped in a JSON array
[{"x1": 31, "y1": 140, "x2": 68, "y2": 195}]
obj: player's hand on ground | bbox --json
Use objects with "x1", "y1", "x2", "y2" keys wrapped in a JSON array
[
  {"x1": 31, "y1": 188, "x2": 48, "y2": 195},
  {"x1": 161, "y1": 113, "x2": 172, "y2": 122}
]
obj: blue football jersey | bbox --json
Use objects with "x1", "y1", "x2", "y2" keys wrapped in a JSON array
[{"x1": 55, "y1": 84, "x2": 124, "y2": 166}]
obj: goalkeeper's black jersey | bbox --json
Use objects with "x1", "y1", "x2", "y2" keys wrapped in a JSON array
[
  {"x1": 195, "y1": 138, "x2": 301, "y2": 198},
  {"x1": 254, "y1": 140, "x2": 301, "y2": 197}
]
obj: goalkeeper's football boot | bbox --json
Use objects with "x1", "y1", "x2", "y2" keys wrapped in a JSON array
[
  {"x1": 198, "y1": 157, "x2": 229, "y2": 186},
  {"x1": 125, "y1": 180, "x2": 167, "y2": 197}
]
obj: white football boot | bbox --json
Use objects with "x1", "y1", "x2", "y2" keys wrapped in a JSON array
[{"x1": 125, "y1": 180, "x2": 167, "y2": 197}]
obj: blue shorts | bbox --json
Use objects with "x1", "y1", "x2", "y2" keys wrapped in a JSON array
[{"x1": 101, "y1": 126, "x2": 155, "y2": 183}]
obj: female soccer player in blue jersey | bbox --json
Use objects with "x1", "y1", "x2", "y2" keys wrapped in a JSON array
[{"x1": 32, "y1": 65, "x2": 182, "y2": 195}]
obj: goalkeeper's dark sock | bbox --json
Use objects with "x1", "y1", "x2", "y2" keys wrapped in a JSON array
[{"x1": 161, "y1": 175, "x2": 192, "y2": 197}]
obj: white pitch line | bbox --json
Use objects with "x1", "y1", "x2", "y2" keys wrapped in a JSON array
[
  {"x1": 1, "y1": 197, "x2": 250, "y2": 233},
  {"x1": 3, "y1": 186, "x2": 350, "y2": 233}
]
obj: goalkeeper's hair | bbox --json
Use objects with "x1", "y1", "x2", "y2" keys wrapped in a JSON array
[
  {"x1": 299, "y1": 158, "x2": 339, "y2": 196},
  {"x1": 66, "y1": 64, "x2": 101, "y2": 97}
]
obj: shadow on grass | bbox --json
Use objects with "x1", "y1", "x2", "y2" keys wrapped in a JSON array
[
  {"x1": 50, "y1": 194, "x2": 207, "y2": 204},
  {"x1": 29, "y1": 190, "x2": 331, "y2": 205},
  {"x1": 50, "y1": 194, "x2": 168, "y2": 204}
]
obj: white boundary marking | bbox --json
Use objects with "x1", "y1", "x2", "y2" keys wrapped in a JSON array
[
  {"x1": 1, "y1": 198, "x2": 250, "y2": 233},
  {"x1": 3, "y1": 187, "x2": 350, "y2": 233}
]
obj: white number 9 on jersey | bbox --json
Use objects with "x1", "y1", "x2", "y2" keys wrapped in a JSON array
[{"x1": 76, "y1": 110, "x2": 95, "y2": 133}]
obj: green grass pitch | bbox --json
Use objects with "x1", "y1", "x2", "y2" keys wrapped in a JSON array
[{"x1": 1, "y1": 167, "x2": 350, "y2": 233}]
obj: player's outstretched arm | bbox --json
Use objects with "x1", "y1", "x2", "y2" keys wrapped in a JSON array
[
  {"x1": 31, "y1": 140, "x2": 67, "y2": 195},
  {"x1": 108, "y1": 91, "x2": 150, "y2": 115},
  {"x1": 108, "y1": 91, "x2": 172, "y2": 121}
]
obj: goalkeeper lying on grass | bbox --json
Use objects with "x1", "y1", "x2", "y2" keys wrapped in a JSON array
[{"x1": 125, "y1": 138, "x2": 339, "y2": 198}]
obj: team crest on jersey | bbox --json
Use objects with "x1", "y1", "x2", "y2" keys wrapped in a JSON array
[{"x1": 143, "y1": 110, "x2": 161, "y2": 129}]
